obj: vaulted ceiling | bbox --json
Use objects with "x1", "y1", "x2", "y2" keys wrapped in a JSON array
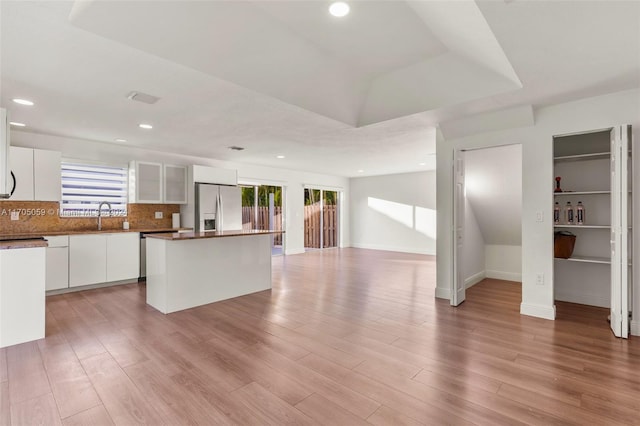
[{"x1": 1, "y1": 1, "x2": 638, "y2": 176}]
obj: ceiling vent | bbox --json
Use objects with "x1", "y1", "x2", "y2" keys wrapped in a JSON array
[
  {"x1": 228, "y1": 146, "x2": 245, "y2": 151},
  {"x1": 126, "y1": 91, "x2": 160, "y2": 105}
]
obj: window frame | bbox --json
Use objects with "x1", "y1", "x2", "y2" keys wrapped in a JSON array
[{"x1": 60, "y1": 160, "x2": 129, "y2": 218}]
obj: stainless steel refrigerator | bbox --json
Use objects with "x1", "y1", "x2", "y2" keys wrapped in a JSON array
[{"x1": 194, "y1": 183, "x2": 242, "y2": 232}]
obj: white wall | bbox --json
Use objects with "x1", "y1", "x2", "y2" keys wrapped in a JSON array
[
  {"x1": 349, "y1": 171, "x2": 436, "y2": 255},
  {"x1": 10, "y1": 131, "x2": 349, "y2": 255},
  {"x1": 465, "y1": 144, "x2": 522, "y2": 245},
  {"x1": 485, "y1": 244, "x2": 522, "y2": 282},
  {"x1": 463, "y1": 198, "x2": 485, "y2": 287},
  {"x1": 436, "y1": 88, "x2": 640, "y2": 322}
]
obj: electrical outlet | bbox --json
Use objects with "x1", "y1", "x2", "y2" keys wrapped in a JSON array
[
  {"x1": 536, "y1": 211, "x2": 544, "y2": 222},
  {"x1": 155, "y1": 211, "x2": 163, "y2": 219},
  {"x1": 536, "y1": 273, "x2": 544, "y2": 286},
  {"x1": 10, "y1": 211, "x2": 19, "y2": 221}
]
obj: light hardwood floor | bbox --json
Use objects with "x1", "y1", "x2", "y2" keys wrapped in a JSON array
[{"x1": 1, "y1": 248, "x2": 638, "y2": 425}]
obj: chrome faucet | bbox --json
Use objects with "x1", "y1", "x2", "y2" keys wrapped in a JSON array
[{"x1": 97, "y1": 201, "x2": 112, "y2": 231}]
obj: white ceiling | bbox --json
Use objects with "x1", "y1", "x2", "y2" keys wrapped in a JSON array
[{"x1": 1, "y1": 0, "x2": 638, "y2": 177}]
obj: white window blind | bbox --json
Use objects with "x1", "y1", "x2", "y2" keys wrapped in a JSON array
[{"x1": 60, "y1": 162, "x2": 128, "y2": 217}]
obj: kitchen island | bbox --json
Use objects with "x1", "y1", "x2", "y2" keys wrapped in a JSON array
[
  {"x1": 145, "y1": 230, "x2": 282, "y2": 314},
  {"x1": 0, "y1": 238, "x2": 47, "y2": 348}
]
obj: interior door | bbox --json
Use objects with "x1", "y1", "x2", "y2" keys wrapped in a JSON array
[
  {"x1": 452, "y1": 150, "x2": 466, "y2": 306},
  {"x1": 610, "y1": 126, "x2": 629, "y2": 338}
]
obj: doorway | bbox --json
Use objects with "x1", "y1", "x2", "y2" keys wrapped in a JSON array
[
  {"x1": 452, "y1": 144, "x2": 523, "y2": 306},
  {"x1": 304, "y1": 188, "x2": 340, "y2": 250},
  {"x1": 241, "y1": 184, "x2": 284, "y2": 256}
]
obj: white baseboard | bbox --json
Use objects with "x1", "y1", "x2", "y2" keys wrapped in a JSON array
[
  {"x1": 520, "y1": 302, "x2": 556, "y2": 320},
  {"x1": 554, "y1": 291, "x2": 609, "y2": 309},
  {"x1": 350, "y1": 243, "x2": 435, "y2": 256},
  {"x1": 631, "y1": 320, "x2": 640, "y2": 336},
  {"x1": 465, "y1": 271, "x2": 486, "y2": 289},
  {"x1": 435, "y1": 287, "x2": 450, "y2": 300},
  {"x1": 486, "y1": 270, "x2": 522, "y2": 282},
  {"x1": 285, "y1": 248, "x2": 305, "y2": 255}
]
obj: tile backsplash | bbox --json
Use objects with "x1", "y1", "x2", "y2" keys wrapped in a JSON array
[{"x1": 0, "y1": 201, "x2": 180, "y2": 234}]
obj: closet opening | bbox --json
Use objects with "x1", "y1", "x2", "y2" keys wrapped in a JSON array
[
  {"x1": 452, "y1": 144, "x2": 523, "y2": 308},
  {"x1": 552, "y1": 126, "x2": 632, "y2": 338}
]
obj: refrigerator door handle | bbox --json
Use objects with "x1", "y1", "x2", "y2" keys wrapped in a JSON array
[{"x1": 216, "y1": 191, "x2": 223, "y2": 231}]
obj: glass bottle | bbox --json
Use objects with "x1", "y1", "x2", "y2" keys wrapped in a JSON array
[
  {"x1": 554, "y1": 202, "x2": 560, "y2": 224},
  {"x1": 576, "y1": 201, "x2": 585, "y2": 225},
  {"x1": 565, "y1": 201, "x2": 574, "y2": 225}
]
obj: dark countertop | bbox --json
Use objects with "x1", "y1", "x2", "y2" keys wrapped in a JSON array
[
  {"x1": 146, "y1": 229, "x2": 284, "y2": 241},
  {"x1": 0, "y1": 239, "x2": 49, "y2": 250},
  {"x1": 0, "y1": 228, "x2": 192, "y2": 239}
]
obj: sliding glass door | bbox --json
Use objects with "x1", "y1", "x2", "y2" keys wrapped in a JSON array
[
  {"x1": 242, "y1": 185, "x2": 284, "y2": 255},
  {"x1": 304, "y1": 188, "x2": 340, "y2": 250}
]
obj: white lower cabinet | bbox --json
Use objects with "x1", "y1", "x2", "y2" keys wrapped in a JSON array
[
  {"x1": 106, "y1": 233, "x2": 140, "y2": 282},
  {"x1": 69, "y1": 232, "x2": 140, "y2": 288},
  {"x1": 44, "y1": 236, "x2": 69, "y2": 291},
  {"x1": 0, "y1": 247, "x2": 46, "y2": 348},
  {"x1": 69, "y1": 235, "x2": 107, "y2": 287}
]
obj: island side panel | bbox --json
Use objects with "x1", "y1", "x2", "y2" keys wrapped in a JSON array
[
  {"x1": 146, "y1": 237, "x2": 169, "y2": 313},
  {"x1": 0, "y1": 247, "x2": 46, "y2": 348},
  {"x1": 149, "y1": 234, "x2": 272, "y2": 314}
]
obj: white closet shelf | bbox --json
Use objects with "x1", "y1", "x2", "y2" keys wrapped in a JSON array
[
  {"x1": 554, "y1": 225, "x2": 609, "y2": 229},
  {"x1": 553, "y1": 152, "x2": 610, "y2": 162},
  {"x1": 554, "y1": 191, "x2": 610, "y2": 196},
  {"x1": 555, "y1": 256, "x2": 611, "y2": 264}
]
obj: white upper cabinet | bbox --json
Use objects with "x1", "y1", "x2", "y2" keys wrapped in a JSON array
[
  {"x1": 9, "y1": 147, "x2": 34, "y2": 201},
  {"x1": 129, "y1": 161, "x2": 187, "y2": 204},
  {"x1": 34, "y1": 149, "x2": 61, "y2": 201},
  {"x1": 130, "y1": 161, "x2": 163, "y2": 203},
  {"x1": 8, "y1": 147, "x2": 61, "y2": 201},
  {"x1": 163, "y1": 164, "x2": 188, "y2": 204},
  {"x1": 192, "y1": 165, "x2": 237, "y2": 186}
]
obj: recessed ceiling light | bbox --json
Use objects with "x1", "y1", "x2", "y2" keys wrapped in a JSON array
[
  {"x1": 329, "y1": 2, "x2": 350, "y2": 17},
  {"x1": 357, "y1": 169, "x2": 364, "y2": 173},
  {"x1": 12, "y1": 98, "x2": 34, "y2": 106},
  {"x1": 138, "y1": 123, "x2": 153, "y2": 129},
  {"x1": 419, "y1": 162, "x2": 426, "y2": 166},
  {"x1": 115, "y1": 138, "x2": 127, "y2": 143},
  {"x1": 9, "y1": 122, "x2": 26, "y2": 127},
  {"x1": 276, "y1": 155, "x2": 285, "y2": 159}
]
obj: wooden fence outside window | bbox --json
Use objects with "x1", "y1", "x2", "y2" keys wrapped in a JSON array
[
  {"x1": 242, "y1": 205, "x2": 338, "y2": 248},
  {"x1": 304, "y1": 204, "x2": 338, "y2": 249}
]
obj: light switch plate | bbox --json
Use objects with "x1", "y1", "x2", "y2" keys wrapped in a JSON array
[
  {"x1": 536, "y1": 211, "x2": 544, "y2": 222},
  {"x1": 10, "y1": 211, "x2": 19, "y2": 221},
  {"x1": 155, "y1": 211, "x2": 163, "y2": 219}
]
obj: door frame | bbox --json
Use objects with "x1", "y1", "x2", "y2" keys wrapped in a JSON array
[
  {"x1": 452, "y1": 149, "x2": 466, "y2": 306},
  {"x1": 450, "y1": 143, "x2": 524, "y2": 307},
  {"x1": 303, "y1": 185, "x2": 342, "y2": 249},
  {"x1": 239, "y1": 181, "x2": 286, "y2": 255}
]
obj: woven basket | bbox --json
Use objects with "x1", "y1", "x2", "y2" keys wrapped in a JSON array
[{"x1": 554, "y1": 231, "x2": 576, "y2": 259}]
